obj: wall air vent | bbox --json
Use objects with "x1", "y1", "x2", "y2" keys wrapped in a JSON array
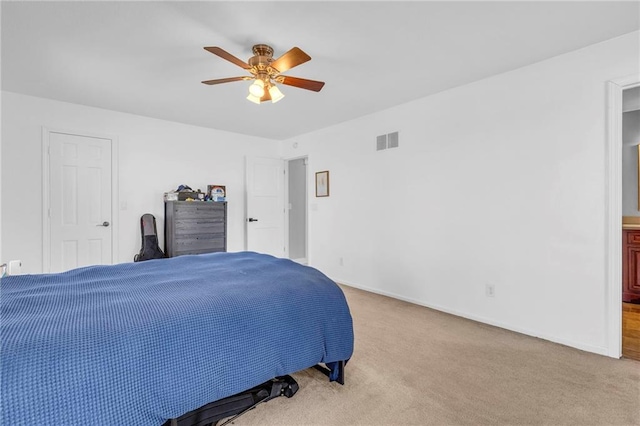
[
  {"x1": 387, "y1": 131, "x2": 399, "y2": 148},
  {"x1": 376, "y1": 132, "x2": 399, "y2": 151}
]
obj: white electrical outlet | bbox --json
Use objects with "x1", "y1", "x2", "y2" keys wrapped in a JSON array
[
  {"x1": 8, "y1": 260, "x2": 22, "y2": 275},
  {"x1": 486, "y1": 284, "x2": 495, "y2": 298}
]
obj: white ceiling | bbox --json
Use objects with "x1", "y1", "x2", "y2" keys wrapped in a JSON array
[{"x1": 2, "y1": 1, "x2": 638, "y2": 140}]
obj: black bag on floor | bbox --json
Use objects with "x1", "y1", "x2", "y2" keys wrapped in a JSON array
[
  {"x1": 134, "y1": 213, "x2": 166, "y2": 262},
  {"x1": 164, "y1": 375, "x2": 299, "y2": 426}
]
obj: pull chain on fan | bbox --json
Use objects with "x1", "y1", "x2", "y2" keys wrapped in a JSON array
[{"x1": 202, "y1": 44, "x2": 325, "y2": 104}]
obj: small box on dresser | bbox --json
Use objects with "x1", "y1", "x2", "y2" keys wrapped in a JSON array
[{"x1": 165, "y1": 201, "x2": 227, "y2": 257}]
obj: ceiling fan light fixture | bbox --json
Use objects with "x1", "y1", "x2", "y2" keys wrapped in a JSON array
[
  {"x1": 246, "y1": 93, "x2": 262, "y2": 104},
  {"x1": 269, "y1": 85, "x2": 285, "y2": 103},
  {"x1": 248, "y1": 79, "x2": 265, "y2": 97}
]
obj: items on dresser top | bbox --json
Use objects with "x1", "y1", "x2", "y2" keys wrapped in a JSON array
[{"x1": 164, "y1": 184, "x2": 227, "y2": 202}]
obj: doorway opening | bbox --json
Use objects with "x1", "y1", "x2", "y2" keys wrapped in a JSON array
[
  {"x1": 606, "y1": 74, "x2": 640, "y2": 358},
  {"x1": 620, "y1": 86, "x2": 640, "y2": 361},
  {"x1": 287, "y1": 157, "x2": 308, "y2": 264}
]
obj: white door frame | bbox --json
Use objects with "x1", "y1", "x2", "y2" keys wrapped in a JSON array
[
  {"x1": 605, "y1": 73, "x2": 640, "y2": 358},
  {"x1": 284, "y1": 155, "x2": 309, "y2": 264},
  {"x1": 42, "y1": 127, "x2": 120, "y2": 273}
]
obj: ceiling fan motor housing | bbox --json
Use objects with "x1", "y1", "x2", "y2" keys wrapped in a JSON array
[
  {"x1": 251, "y1": 44, "x2": 274, "y2": 58},
  {"x1": 249, "y1": 45, "x2": 279, "y2": 82}
]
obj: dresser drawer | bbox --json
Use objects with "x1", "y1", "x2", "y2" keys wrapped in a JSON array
[
  {"x1": 174, "y1": 247, "x2": 226, "y2": 257},
  {"x1": 173, "y1": 203, "x2": 225, "y2": 220},
  {"x1": 174, "y1": 219, "x2": 224, "y2": 235},
  {"x1": 174, "y1": 235, "x2": 225, "y2": 252},
  {"x1": 627, "y1": 231, "x2": 640, "y2": 245}
]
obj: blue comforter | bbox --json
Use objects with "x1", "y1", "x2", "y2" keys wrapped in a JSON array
[{"x1": 1, "y1": 252, "x2": 354, "y2": 425}]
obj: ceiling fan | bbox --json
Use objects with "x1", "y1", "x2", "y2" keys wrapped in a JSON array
[{"x1": 202, "y1": 44, "x2": 325, "y2": 104}]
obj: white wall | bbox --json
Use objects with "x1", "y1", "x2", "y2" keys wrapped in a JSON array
[
  {"x1": 1, "y1": 92, "x2": 278, "y2": 273},
  {"x1": 0, "y1": 96, "x2": 2, "y2": 270},
  {"x1": 281, "y1": 31, "x2": 640, "y2": 355},
  {"x1": 0, "y1": 6, "x2": 3, "y2": 271},
  {"x1": 621, "y1": 110, "x2": 640, "y2": 217},
  {"x1": 288, "y1": 158, "x2": 307, "y2": 259}
]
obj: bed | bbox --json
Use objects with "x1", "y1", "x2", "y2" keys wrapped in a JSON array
[{"x1": 1, "y1": 251, "x2": 354, "y2": 425}]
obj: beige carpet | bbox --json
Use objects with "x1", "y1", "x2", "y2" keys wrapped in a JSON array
[{"x1": 231, "y1": 285, "x2": 640, "y2": 426}]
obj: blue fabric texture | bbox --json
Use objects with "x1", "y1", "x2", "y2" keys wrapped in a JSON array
[{"x1": 1, "y1": 252, "x2": 354, "y2": 425}]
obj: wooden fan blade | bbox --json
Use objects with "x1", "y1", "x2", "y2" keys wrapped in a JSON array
[
  {"x1": 270, "y1": 47, "x2": 311, "y2": 73},
  {"x1": 260, "y1": 89, "x2": 272, "y2": 102},
  {"x1": 280, "y1": 76, "x2": 325, "y2": 92},
  {"x1": 201, "y1": 76, "x2": 250, "y2": 85},
  {"x1": 204, "y1": 47, "x2": 251, "y2": 69}
]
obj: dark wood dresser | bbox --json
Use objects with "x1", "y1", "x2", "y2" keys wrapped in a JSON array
[
  {"x1": 622, "y1": 228, "x2": 640, "y2": 302},
  {"x1": 164, "y1": 201, "x2": 227, "y2": 257}
]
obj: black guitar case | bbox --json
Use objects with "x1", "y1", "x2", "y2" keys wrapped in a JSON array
[{"x1": 134, "y1": 213, "x2": 166, "y2": 262}]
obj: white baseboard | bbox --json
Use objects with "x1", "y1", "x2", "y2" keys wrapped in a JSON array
[{"x1": 334, "y1": 278, "x2": 609, "y2": 357}]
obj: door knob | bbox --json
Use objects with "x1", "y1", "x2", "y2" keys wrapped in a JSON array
[
  {"x1": 97, "y1": 221, "x2": 110, "y2": 227},
  {"x1": 248, "y1": 218, "x2": 259, "y2": 222}
]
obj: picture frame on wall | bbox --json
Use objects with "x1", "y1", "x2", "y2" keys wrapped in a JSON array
[{"x1": 315, "y1": 171, "x2": 329, "y2": 197}]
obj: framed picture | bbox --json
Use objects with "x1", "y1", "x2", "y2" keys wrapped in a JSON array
[
  {"x1": 207, "y1": 185, "x2": 226, "y2": 202},
  {"x1": 315, "y1": 171, "x2": 329, "y2": 197}
]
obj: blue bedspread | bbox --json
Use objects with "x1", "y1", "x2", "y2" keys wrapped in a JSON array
[{"x1": 1, "y1": 252, "x2": 354, "y2": 425}]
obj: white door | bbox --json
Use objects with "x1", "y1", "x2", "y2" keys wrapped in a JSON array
[
  {"x1": 246, "y1": 156, "x2": 285, "y2": 257},
  {"x1": 49, "y1": 132, "x2": 113, "y2": 272}
]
